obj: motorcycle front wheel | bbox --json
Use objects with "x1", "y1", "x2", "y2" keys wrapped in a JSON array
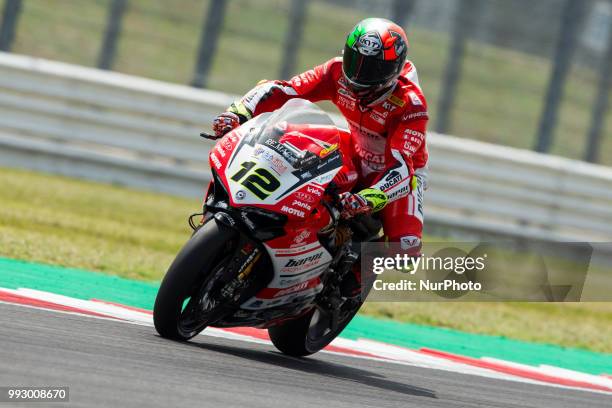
[{"x1": 153, "y1": 218, "x2": 237, "y2": 341}]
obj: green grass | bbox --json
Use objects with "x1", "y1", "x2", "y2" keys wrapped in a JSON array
[
  {"x1": 1, "y1": 166, "x2": 611, "y2": 353},
  {"x1": 0, "y1": 166, "x2": 197, "y2": 280},
  {"x1": 360, "y1": 302, "x2": 612, "y2": 354},
  {"x1": 8, "y1": 0, "x2": 612, "y2": 165}
]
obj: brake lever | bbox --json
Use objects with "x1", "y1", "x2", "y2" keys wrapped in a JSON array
[{"x1": 200, "y1": 132, "x2": 219, "y2": 141}]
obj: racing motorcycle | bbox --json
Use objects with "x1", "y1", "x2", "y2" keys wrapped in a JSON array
[{"x1": 153, "y1": 99, "x2": 381, "y2": 356}]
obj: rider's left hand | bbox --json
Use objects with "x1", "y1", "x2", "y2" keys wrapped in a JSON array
[
  {"x1": 338, "y1": 192, "x2": 372, "y2": 219},
  {"x1": 339, "y1": 188, "x2": 389, "y2": 219}
]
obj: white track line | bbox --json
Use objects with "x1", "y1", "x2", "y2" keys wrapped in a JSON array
[
  {"x1": 1, "y1": 287, "x2": 610, "y2": 395},
  {"x1": 482, "y1": 358, "x2": 612, "y2": 390}
]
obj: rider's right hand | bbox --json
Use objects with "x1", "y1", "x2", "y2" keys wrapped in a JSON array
[{"x1": 212, "y1": 112, "x2": 241, "y2": 138}]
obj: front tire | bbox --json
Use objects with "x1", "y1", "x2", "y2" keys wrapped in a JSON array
[{"x1": 153, "y1": 218, "x2": 237, "y2": 341}]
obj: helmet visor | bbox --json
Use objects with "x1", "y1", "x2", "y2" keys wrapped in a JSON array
[{"x1": 342, "y1": 46, "x2": 400, "y2": 87}]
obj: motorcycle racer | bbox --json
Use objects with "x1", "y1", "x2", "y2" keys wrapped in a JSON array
[{"x1": 212, "y1": 18, "x2": 428, "y2": 257}]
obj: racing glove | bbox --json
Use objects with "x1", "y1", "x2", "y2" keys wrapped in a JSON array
[
  {"x1": 212, "y1": 112, "x2": 241, "y2": 138},
  {"x1": 339, "y1": 188, "x2": 388, "y2": 219}
]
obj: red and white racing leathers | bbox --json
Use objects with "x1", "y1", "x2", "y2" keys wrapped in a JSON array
[{"x1": 229, "y1": 57, "x2": 429, "y2": 252}]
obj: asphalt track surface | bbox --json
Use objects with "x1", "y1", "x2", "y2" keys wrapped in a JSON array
[{"x1": 0, "y1": 303, "x2": 609, "y2": 408}]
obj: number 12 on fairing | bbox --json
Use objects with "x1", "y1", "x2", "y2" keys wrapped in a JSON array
[{"x1": 231, "y1": 161, "x2": 281, "y2": 199}]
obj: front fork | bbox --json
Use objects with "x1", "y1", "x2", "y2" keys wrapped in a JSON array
[{"x1": 210, "y1": 212, "x2": 265, "y2": 303}]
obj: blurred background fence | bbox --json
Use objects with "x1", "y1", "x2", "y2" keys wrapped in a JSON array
[{"x1": 0, "y1": 0, "x2": 610, "y2": 165}]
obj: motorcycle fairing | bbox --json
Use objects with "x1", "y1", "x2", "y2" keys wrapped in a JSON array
[{"x1": 208, "y1": 100, "x2": 349, "y2": 314}]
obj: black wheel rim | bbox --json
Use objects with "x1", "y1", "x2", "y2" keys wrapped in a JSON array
[
  {"x1": 176, "y1": 253, "x2": 233, "y2": 339},
  {"x1": 304, "y1": 302, "x2": 360, "y2": 352}
]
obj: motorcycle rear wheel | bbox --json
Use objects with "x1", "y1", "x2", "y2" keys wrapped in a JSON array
[
  {"x1": 153, "y1": 218, "x2": 237, "y2": 341},
  {"x1": 268, "y1": 300, "x2": 362, "y2": 357}
]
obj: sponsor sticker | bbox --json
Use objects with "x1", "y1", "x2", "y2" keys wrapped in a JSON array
[
  {"x1": 319, "y1": 143, "x2": 338, "y2": 157},
  {"x1": 292, "y1": 200, "x2": 312, "y2": 211},
  {"x1": 264, "y1": 139, "x2": 298, "y2": 163},
  {"x1": 400, "y1": 236, "x2": 421, "y2": 250},
  {"x1": 388, "y1": 94, "x2": 405, "y2": 107},
  {"x1": 307, "y1": 186, "x2": 323, "y2": 197},
  {"x1": 293, "y1": 70, "x2": 316, "y2": 87},
  {"x1": 210, "y1": 152, "x2": 222, "y2": 169},
  {"x1": 357, "y1": 32, "x2": 383, "y2": 56},
  {"x1": 403, "y1": 128, "x2": 424, "y2": 139},
  {"x1": 215, "y1": 145, "x2": 226, "y2": 158},
  {"x1": 253, "y1": 145, "x2": 289, "y2": 175},
  {"x1": 403, "y1": 141, "x2": 418, "y2": 153},
  {"x1": 354, "y1": 145, "x2": 386, "y2": 168},
  {"x1": 408, "y1": 90, "x2": 423, "y2": 106},
  {"x1": 221, "y1": 136, "x2": 235, "y2": 151},
  {"x1": 378, "y1": 170, "x2": 402, "y2": 191},
  {"x1": 294, "y1": 191, "x2": 316, "y2": 203},
  {"x1": 292, "y1": 229, "x2": 312, "y2": 246},
  {"x1": 343, "y1": 170, "x2": 359, "y2": 183},
  {"x1": 370, "y1": 111, "x2": 386, "y2": 125},
  {"x1": 382, "y1": 101, "x2": 398, "y2": 112},
  {"x1": 313, "y1": 172, "x2": 336, "y2": 185},
  {"x1": 284, "y1": 252, "x2": 323, "y2": 268},
  {"x1": 337, "y1": 95, "x2": 356, "y2": 110},
  {"x1": 337, "y1": 87, "x2": 356, "y2": 99},
  {"x1": 386, "y1": 184, "x2": 410, "y2": 200},
  {"x1": 274, "y1": 281, "x2": 310, "y2": 298},
  {"x1": 402, "y1": 111, "x2": 428, "y2": 121},
  {"x1": 281, "y1": 205, "x2": 305, "y2": 218},
  {"x1": 298, "y1": 170, "x2": 313, "y2": 180}
]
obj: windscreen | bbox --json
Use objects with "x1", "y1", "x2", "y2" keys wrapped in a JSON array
[{"x1": 248, "y1": 99, "x2": 337, "y2": 168}]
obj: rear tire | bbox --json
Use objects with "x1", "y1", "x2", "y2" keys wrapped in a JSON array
[
  {"x1": 268, "y1": 311, "x2": 314, "y2": 356},
  {"x1": 268, "y1": 301, "x2": 361, "y2": 357},
  {"x1": 153, "y1": 218, "x2": 237, "y2": 341}
]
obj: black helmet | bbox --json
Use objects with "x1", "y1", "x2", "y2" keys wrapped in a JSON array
[{"x1": 342, "y1": 18, "x2": 409, "y2": 98}]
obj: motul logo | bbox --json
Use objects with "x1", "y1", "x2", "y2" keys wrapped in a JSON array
[
  {"x1": 281, "y1": 206, "x2": 305, "y2": 218},
  {"x1": 284, "y1": 252, "x2": 323, "y2": 268},
  {"x1": 403, "y1": 128, "x2": 424, "y2": 139}
]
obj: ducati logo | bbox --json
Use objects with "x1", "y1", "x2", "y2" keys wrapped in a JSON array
[
  {"x1": 221, "y1": 137, "x2": 234, "y2": 151},
  {"x1": 378, "y1": 170, "x2": 402, "y2": 190},
  {"x1": 274, "y1": 281, "x2": 309, "y2": 297},
  {"x1": 293, "y1": 229, "x2": 311, "y2": 246}
]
